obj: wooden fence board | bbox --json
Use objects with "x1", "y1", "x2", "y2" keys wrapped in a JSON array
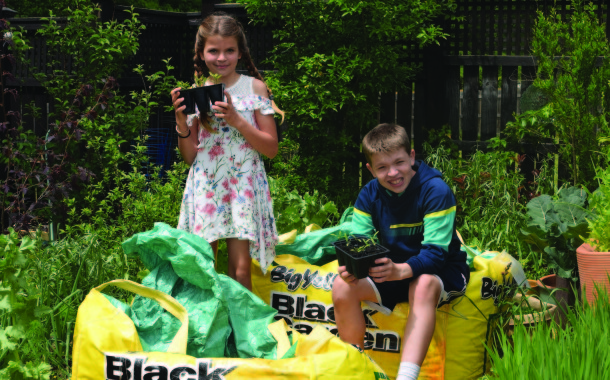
[
  {"x1": 501, "y1": 65, "x2": 519, "y2": 130},
  {"x1": 481, "y1": 65, "x2": 498, "y2": 140},
  {"x1": 413, "y1": 79, "x2": 426, "y2": 153},
  {"x1": 379, "y1": 92, "x2": 396, "y2": 124},
  {"x1": 446, "y1": 66, "x2": 460, "y2": 140},
  {"x1": 396, "y1": 84, "x2": 413, "y2": 129},
  {"x1": 462, "y1": 65, "x2": 479, "y2": 141}
]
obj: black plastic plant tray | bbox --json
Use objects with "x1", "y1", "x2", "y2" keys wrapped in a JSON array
[
  {"x1": 333, "y1": 236, "x2": 389, "y2": 279},
  {"x1": 178, "y1": 83, "x2": 225, "y2": 116}
]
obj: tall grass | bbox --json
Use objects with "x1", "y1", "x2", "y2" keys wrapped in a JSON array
[{"x1": 486, "y1": 287, "x2": 610, "y2": 379}]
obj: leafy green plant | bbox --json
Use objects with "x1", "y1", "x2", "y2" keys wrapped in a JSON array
[
  {"x1": 0, "y1": 229, "x2": 52, "y2": 380},
  {"x1": 486, "y1": 284, "x2": 610, "y2": 379},
  {"x1": 521, "y1": 187, "x2": 592, "y2": 282},
  {"x1": 268, "y1": 176, "x2": 340, "y2": 235},
  {"x1": 531, "y1": 0, "x2": 610, "y2": 187}
]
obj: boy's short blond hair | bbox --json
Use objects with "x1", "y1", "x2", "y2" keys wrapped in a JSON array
[{"x1": 362, "y1": 123, "x2": 411, "y2": 164}]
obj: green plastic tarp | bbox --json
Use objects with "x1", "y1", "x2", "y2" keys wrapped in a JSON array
[{"x1": 120, "y1": 222, "x2": 278, "y2": 359}]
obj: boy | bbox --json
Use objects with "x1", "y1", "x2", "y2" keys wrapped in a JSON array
[{"x1": 332, "y1": 123, "x2": 469, "y2": 380}]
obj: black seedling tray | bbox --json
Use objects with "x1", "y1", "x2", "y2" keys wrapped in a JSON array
[
  {"x1": 178, "y1": 83, "x2": 225, "y2": 116},
  {"x1": 333, "y1": 236, "x2": 389, "y2": 279}
]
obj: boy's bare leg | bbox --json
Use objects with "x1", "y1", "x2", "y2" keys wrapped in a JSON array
[
  {"x1": 332, "y1": 275, "x2": 379, "y2": 348},
  {"x1": 227, "y1": 238, "x2": 252, "y2": 291},
  {"x1": 401, "y1": 274, "x2": 442, "y2": 365}
]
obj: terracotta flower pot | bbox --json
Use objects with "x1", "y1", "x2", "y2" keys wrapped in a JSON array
[{"x1": 576, "y1": 243, "x2": 610, "y2": 305}]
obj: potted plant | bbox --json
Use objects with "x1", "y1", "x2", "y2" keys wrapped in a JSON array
[
  {"x1": 577, "y1": 157, "x2": 610, "y2": 304},
  {"x1": 332, "y1": 234, "x2": 389, "y2": 279},
  {"x1": 178, "y1": 72, "x2": 225, "y2": 116},
  {"x1": 521, "y1": 187, "x2": 592, "y2": 307}
]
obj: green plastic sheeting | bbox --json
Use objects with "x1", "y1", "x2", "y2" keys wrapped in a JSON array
[
  {"x1": 121, "y1": 222, "x2": 278, "y2": 359},
  {"x1": 275, "y1": 207, "x2": 356, "y2": 266}
]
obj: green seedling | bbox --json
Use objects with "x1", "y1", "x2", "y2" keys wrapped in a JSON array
[{"x1": 208, "y1": 72, "x2": 222, "y2": 85}]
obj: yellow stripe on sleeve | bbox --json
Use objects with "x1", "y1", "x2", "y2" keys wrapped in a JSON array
[
  {"x1": 424, "y1": 206, "x2": 457, "y2": 219},
  {"x1": 353, "y1": 208, "x2": 371, "y2": 217}
]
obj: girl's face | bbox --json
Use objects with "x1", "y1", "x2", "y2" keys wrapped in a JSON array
[{"x1": 201, "y1": 35, "x2": 241, "y2": 79}]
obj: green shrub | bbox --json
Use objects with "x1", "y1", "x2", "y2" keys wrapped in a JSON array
[
  {"x1": 239, "y1": 0, "x2": 459, "y2": 205},
  {"x1": 424, "y1": 142, "x2": 547, "y2": 279}
]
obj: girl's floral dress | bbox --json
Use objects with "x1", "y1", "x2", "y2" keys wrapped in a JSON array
[{"x1": 178, "y1": 75, "x2": 279, "y2": 272}]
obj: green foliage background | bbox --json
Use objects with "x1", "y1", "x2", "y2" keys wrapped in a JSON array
[
  {"x1": 11, "y1": 0, "x2": 200, "y2": 17},
  {"x1": 239, "y1": 0, "x2": 457, "y2": 206}
]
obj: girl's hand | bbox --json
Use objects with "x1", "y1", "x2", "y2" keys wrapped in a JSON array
[
  {"x1": 212, "y1": 91, "x2": 247, "y2": 129},
  {"x1": 171, "y1": 87, "x2": 188, "y2": 129},
  {"x1": 338, "y1": 265, "x2": 359, "y2": 286},
  {"x1": 369, "y1": 258, "x2": 411, "y2": 283}
]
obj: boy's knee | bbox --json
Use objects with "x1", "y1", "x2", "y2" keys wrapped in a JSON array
[
  {"x1": 412, "y1": 274, "x2": 442, "y2": 301},
  {"x1": 332, "y1": 276, "x2": 352, "y2": 304}
]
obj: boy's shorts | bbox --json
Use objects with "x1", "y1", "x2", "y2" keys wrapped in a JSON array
[{"x1": 364, "y1": 266, "x2": 469, "y2": 316}]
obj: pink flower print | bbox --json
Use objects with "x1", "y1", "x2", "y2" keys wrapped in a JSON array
[
  {"x1": 230, "y1": 189, "x2": 237, "y2": 200},
  {"x1": 239, "y1": 142, "x2": 253, "y2": 151},
  {"x1": 244, "y1": 189, "x2": 254, "y2": 199},
  {"x1": 222, "y1": 179, "x2": 230, "y2": 190},
  {"x1": 203, "y1": 204, "x2": 216, "y2": 216},
  {"x1": 208, "y1": 138, "x2": 224, "y2": 160},
  {"x1": 247, "y1": 176, "x2": 253, "y2": 186},
  {"x1": 201, "y1": 127, "x2": 211, "y2": 139},
  {"x1": 205, "y1": 191, "x2": 214, "y2": 199},
  {"x1": 230, "y1": 177, "x2": 238, "y2": 185},
  {"x1": 195, "y1": 224, "x2": 203, "y2": 233},
  {"x1": 222, "y1": 194, "x2": 231, "y2": 204},
  {"x1": 197, "y1": 147, "x2": 205, "y2": 153},
  {"x1": 267, "y1": 189, "x2": 272, "y2": 201},
  {"x1": 220, "y1": 121, "x2": 227, "y2": 126}
]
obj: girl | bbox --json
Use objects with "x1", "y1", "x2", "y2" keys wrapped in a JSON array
[{"x1": 171, "y1": 13, "x2": 283, "y2": 291}]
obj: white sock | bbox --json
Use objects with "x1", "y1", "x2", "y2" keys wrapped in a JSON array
[{"x1": 396, "y1": 362, "x2": 420, "y2": 380}]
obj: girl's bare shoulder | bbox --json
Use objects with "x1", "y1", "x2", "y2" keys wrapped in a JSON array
[{"x1": 252, "y1": 77, "x2": 269, "y2": 98}]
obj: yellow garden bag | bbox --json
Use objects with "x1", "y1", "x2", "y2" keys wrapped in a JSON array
[
  {"x1": 253, "y1": 224, "x2": 526, "y2": 380},
  {"x1": 252, "y1": 254, "x2": 449, "y2": 380},
  {"x1": 71, "y1": 279, "x2": 388, "y2": 380}
]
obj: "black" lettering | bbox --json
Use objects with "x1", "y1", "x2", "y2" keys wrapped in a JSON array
[{"x1": 106, "y1": 355, "x2": 131, "y2": 380}]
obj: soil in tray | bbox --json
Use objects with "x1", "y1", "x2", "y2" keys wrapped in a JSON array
[{"x1": 333, "y1": 237, "x2": 389, "y2": 279}]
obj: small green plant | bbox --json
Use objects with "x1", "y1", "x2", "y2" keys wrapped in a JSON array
[
  {"x1": 208, "y1": 72, "x2": 222, "y2": 85},
  {"x1": 194, "y1": 73, "x2": 205, "y2": 87},
  {"x1": 332, "y1": 231, "x2": 380, "y2": 253}
]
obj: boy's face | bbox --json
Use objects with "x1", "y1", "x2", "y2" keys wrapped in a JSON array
[{"x1": 366, "y1": 148, "x2": 416, "y2": 194}]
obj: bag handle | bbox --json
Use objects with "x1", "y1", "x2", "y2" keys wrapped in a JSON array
[{"x1": 95, "y1": 279, "x2": 188, "y2": 354}]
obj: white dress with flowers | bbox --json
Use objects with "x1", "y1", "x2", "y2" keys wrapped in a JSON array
[{"x1": 177, "y1": 75, "x2": 278, "y2": 272}]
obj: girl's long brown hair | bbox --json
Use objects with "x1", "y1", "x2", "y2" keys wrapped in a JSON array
[{"x1": 194, "y1": 12, "x2": 285, "y2": 126}]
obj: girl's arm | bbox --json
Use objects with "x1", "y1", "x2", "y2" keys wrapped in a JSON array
[
  {"x1": 212, "y1": 79, "x2": 278, "y2": 159},
  {"x1": 171, "y1": 87, "x2": 200, "y2": 166}
]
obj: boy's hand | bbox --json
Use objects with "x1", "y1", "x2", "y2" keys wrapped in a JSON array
[
  {"x1": 338, "y1": 265, "x2": 359, "y2": 285},
  {"x1": 369, "y1": 258, "x2": 411, "y2": 283}
]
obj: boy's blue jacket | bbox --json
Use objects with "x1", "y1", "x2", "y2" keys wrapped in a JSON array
[{"x1": 353, "y1": 160, "x2": 466, "y2": 279}]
